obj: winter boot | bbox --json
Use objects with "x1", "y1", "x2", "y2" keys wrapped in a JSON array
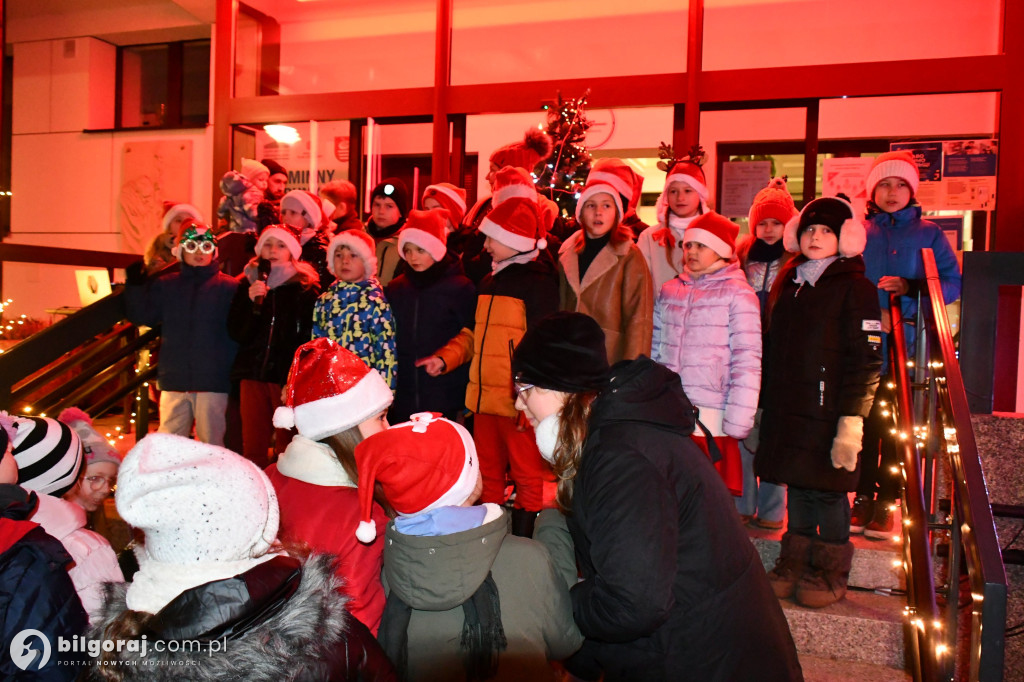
[
  {"x1": 864, "y1": 501, "x2": 896, "y2": 540},
  {"x1": 849, "y1": 495, "x2": 873, "y2": 534},
  {"x1": 795, "y1": 540, "x2": 855, "y2": 608},
  {"x1": 766, "y1": 532, "x2": 813, "y2": 599},
  {"x1": 510, "y1": 508, "x2": 539, "y2": 538}
]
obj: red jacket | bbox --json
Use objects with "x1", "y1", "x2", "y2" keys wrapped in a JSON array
[{"x1": 266, "y1": 436, "x2": 388, "y2": 634}]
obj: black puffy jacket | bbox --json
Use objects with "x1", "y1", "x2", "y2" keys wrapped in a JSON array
[
  {"x1": 756, "y1": 256, "x2": 882, "y2": 492},
  {"x1": 565, "y1": 358, "x2": 803, "y2": 682}
]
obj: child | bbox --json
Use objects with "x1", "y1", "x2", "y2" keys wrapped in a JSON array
[
  {"x1": 734, "y1": 178, "x2": 798, "y2": 530},
  {"x1": 217, "y1": 158, "x2": 268, "y2": 234},
  {"x1": 0, "y1": 421, "x2": 88, "y2": 680},
  {"x1": 589, "y1": 157, "x2": 648, "y2": 240},
  {"x1": 353, "y1": 413, "x2": 583, "y2": 680},
  {"x1": 421, "y1": 182, "x2": 467, "y2": 234},
  {"x1": 58, "y1": 408, "x2": 122, "y2": 514},
  {"x1": 228, "y1": 224, "x2": 321, "y2": 465},
  {"x1": 854, "y1": 151, "x2": 962, "y2": 538},
  {"x1": 559, "y1": 170, "x2": 653, "y2": 363},
  {"x1": 87, "y1": 433, "x2": 395, "y2": 680},
  {"x1": 12, "y1": 415, "x2": 124, "y2": 621},
  {"x1": 365, "y1": 178, "x2": 410, "y2": 286},
  {"x1": 144, "y1": 202, "x2": 203, "y2": 273},
  {"x1": 126, "y1": 219, "x2": 240, "y2": 446},
  {"x1": 267, "y1": 338, "x2": 394, "y2": 635},
  {"x1": 320, "y1": 179, "x2": 364, "y2": 233},
  {"x1": 653, "y1": 212, "x2": 761, "y2": 496},
  {"x1": 385, "y1": 209, "x2": 476, "y2": 423},
  {"x1": 468, "y1": 197, "x2": 559, "y2": 536},
  {"x1": 637, "y1": 149, "x2": 710, "y2": 293},
  {"x1": 281, "y1": 189, "x2": 333, "y2": 290},
  {"x1": 312, "y1": 229, "x2": 397, "y2": 392},
  {"x1": 756, "y1": 196, "x2": 882, "y2": 608}
]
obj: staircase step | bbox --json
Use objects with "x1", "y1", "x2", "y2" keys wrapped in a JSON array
[
  {"x1": 799, "y1": 654, "x2": 911, "y2": 681},
  {"x1": 749, "y1": 527, "x2": 905, "y2": 591},
  {"x1": 782, "y1": 589, "x2": 907, "y2": 670}
]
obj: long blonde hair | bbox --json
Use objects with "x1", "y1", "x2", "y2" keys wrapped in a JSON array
[{"x1": 551, "y1": 391, "x2": 599, "y2": 513}]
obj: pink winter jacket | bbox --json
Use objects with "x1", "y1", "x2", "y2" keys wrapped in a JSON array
[
  {"x1": 32, "y1": 493, "x2": 124, "y2": 622},
  {"x1": 652, "y1": 261, "x2": 762, "y2": 439}
]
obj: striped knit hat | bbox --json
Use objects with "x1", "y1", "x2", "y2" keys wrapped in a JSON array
[{"x1": 13, "y1": 416, "x2": 83, "y2": 497}]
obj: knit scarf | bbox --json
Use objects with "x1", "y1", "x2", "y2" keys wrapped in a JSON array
[
  {"x1": 366, "y1": 217, "x2": 406, "y2": 242},
  {"x1": 794, "y1": 255, "x2": 839, "y2": 287},
  {"x1": 491, "y1": 248, "x2": 538, "y2": 274},
  {"x1": 667, "y1": 213, "x2": 699, "y2": 244},
  {"x1": 746, "y1": 238, "x2": 786, "y2": 263},
  {"x1": 378, "y1": 572, "x2": 507, "y2": 682},
  {"x1": 267, "y1": 261, "x2": 298, "y2": 289}
]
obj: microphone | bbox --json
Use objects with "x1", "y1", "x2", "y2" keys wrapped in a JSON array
[{"x1": 253, "y1": 258, "x2": 272, "y2": 308}]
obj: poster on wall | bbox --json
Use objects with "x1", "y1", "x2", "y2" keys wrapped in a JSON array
[
  {"x1": 888, "y1": 139, "x2": 996, "y2": 212},
  {"x1": 822, "y1": 157, "x2": 875, "y2": 219},
  {"x1": 255, "y1": 121, "x2": 351, "y2": 194},
  {"x1": 119, "y1": 140, "x2": 193, "y2": 254},
  {"x1": 890, "y1": 141, "x2": 944, "y2": 209},
  {"x1": 719, "y1": 161, "x2": 771, "y2": 219}
]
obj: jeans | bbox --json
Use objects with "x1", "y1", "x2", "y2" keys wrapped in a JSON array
[
  {"x1": 787, "y1": 486, "x2": 850, "y2": 543},
  {"x1": 158, "y1": 390, "x2": 228, "y2": 446},
  {"x1": 734, "y1": 439, "x2": 786, "y2": 522}
]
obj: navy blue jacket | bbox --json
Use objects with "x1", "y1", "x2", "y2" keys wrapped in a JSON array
[
  {"x1": 385, "y1": 254, "x2": 476, "y2": 423},
  {"x1": 124, "y1": 261, "x2": 239, "y2": 393},
  {"x1": 0, "y1": 485, "x2": 88, "y2": 681}
]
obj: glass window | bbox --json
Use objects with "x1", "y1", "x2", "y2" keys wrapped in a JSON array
[
  {"x1": 118, "y1": 41, "x2": 210, "y2": 129},
  {"x1": 120, "y1": 45, "x2": 169, "y2": 128}
]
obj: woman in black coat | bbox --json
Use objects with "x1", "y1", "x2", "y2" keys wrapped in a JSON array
[
  {"x1": 511, "y1": 312, "x2": 802, "y2": 682},
  {"x1": 755, "y1": 197, "x2": 882, "y2": 609}
]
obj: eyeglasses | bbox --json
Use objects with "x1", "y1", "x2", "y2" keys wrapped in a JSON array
[
  {"x1": 181, "y1": 239, "x2": 216, "y2": 254},
  {"x1": 84, "y1": 475, "x2": 116, "y2": 490},
  {"x1": 513, "y1": 382, "x2": 535, "y2": 398}
]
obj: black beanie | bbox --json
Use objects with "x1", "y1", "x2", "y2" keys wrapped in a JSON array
[
  {"x1": 371, "y1": 178, "x2": 410, "y2": 217},
  {"x1": 797, "y1": 196, "x2": 854, "y2": 238},
  {"x1": 512, "y1": 312, "x2": 610, "y2": 394},
  {"x1": 261, "y1": 158, "x2": 287, "y2": 178}
]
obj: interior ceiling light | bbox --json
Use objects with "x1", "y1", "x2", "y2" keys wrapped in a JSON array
[{"x1": 264, "y1": 125, "x2": 301, "y2": 144}]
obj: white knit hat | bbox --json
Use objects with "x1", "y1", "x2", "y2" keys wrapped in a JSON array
[
  {"x1": 13, "y1": 416, "x2": 83, "y2": 498},
  {"x1": 865, "y1": 150, "x2": 920, "y2": 196},
  {"x1": 117, "y1": 433, "x2": 279, "y2": 565},
  {"x1": 327, "y1": 229, "x2": 378, "y2": 279}
]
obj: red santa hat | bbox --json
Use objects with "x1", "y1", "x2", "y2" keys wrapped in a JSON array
[
  {"x1": 588, "y1": 158, "x2": 642, "y2": 215},
  {"x1": 574, "y1": 179, "x2": 624, "y2": 222},
  {"x1": 865, "y1": 150, "x2": 920, "y2": 196},
  {"x1": 492, "y1": 166, "x2": 538, "y2": 205},
  {"x1": 421, "y1": 183, "x2": 467, "y2": 226},
  {"x1": 171, "y1": 218, "x2": 217, "y2": 261},
  {"x1": 353, "y1": 412, "x2": 480, "y2": 543},
  {"x1": 327, "y1": 229, "x2": 378, "y2": 278},
  {"x1": 684, "y1": 211, "x2": 739, "y2": 260},
  {"x1": 162, "y1": 203, "x2": 204, "y2": 233},
  {"x1": 656, "y1": 159, "x2": 710, "y2": 224},
  {"x1": 479, "y1": 197, "x2": 547, "y2": 253},
  {"x1": 273, "y1": 338, "x2": 394, "y2": 441},
  {"x1": 489, "y1": 129, "x2": 553, "y2": 172},
  {"x1": 748, "y1": 177, "x2": 798, "y2": 228},
  {"x1": 281, "y1": 190, "x2": 324, "y2": 230},
  {"x1": 398, "y1": 210, "x2": 448, "y2": 263},
  {"x1": 255, "y1": 224, "x2": 302, "y2": 261}
]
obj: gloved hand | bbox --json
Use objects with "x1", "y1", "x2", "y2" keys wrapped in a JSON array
[
  {"x1": 831, "y1": 416, "x2": 864, "y2": 471},
  {"x1": 743, "y1": 408, "x2": 763, "y2": 453},
  {"x1": 125, "y1": 260, "x2": 148, "y2": 286}
]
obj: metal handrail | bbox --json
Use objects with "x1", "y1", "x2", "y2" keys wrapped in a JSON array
[
  {"x1": 919, "y1": 249, "x2": 1006, "y2": 680},
  {"x1": 889, "y1": 293, "x2": 940, "y2": 682}
]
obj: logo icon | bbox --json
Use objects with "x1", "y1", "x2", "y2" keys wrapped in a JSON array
[{"x1": 10, "y1": 629, "x2": 51, "y2": 671}]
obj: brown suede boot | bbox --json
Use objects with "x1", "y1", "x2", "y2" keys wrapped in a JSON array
[
  {"x1": 767, "y1": 532, "x2": 813, "y2": 599},
  {"x1": 795, "y1": 540, "x2": 855, "y2": 608}
]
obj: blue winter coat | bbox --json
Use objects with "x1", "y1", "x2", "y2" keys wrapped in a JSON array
[
  {"x1": 0, "y1": 485, "x2": 88, "y2": 681},
  {"x1": 124, "y1": 261, "x2": 239, "y2": 393}
]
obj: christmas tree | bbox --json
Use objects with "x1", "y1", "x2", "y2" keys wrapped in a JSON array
[{"x1": 534, "y1": 91, "x2": 593, "y2": 218}]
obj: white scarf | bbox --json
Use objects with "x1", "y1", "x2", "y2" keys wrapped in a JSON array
[
  {"x1": 533, "y1": 413, "x2": 560, "y2": 464},
  {"x1": 491, "y1": 248, "x2": 539, "y2": 274},
  {"x1": 276, "y1": 436, "x2": 356, "y2": 487},
  {"x1": 667, "y1": 213, "x2": 699, "y2": 244},
  {"x1": 794, "y1": 256, "x2": 839, "y2": 287}
]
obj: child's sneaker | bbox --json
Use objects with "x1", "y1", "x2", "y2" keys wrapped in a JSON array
[
  {"x1": 849, "y1": 495, "x2": 873, "y2": 534},
  {"x1": 863, "y1": 502, "x2": 895, "y2": 540}
]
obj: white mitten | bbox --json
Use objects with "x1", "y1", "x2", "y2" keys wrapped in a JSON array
[
  {"x1": 743, "y1": 408, "x2": 763, "y2": 453},
  {"x1": 830, "y1": 416, "x2": 864, "y2": 471}
]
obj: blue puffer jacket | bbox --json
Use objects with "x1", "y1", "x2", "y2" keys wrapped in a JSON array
[
  {"x1": 863, "y1": 203, "x2": 961, "y2": 368},
  {"x1": 0, "y1": 485, "x2": 88, "y2": 681},
  {"x1": 653, "y1": 262, "x2": 762, "y2": 439},
  {"x1": 124, "y1": 261, "x2": 240, "y2": 393}
]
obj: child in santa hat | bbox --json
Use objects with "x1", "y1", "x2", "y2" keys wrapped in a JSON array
[
  {"x1": 469, "y1": 197, "x2": 559, "y2": 537},
  {"x1": 637, "y1": 149, "x2": 711, "y2": 294},
  {"x1": 312, "y1": 229, "x2": 397, "y2": 391},
  {"x1": 734, "y1": 177, "x2": 798, "y2": 530},
  {"x1": 421, "y1": 182, "x2": 467, "y2": 234},
  {"x1": 228, "y1": 224, "x2": 321, "y2": 465},
  {"x1": 365, "y1": 178, "x2": 411, "y2": 287},
  {"x1": 125, "y1": 218, "x2": 239, "y2": 447},
  {"x1": 559, "y1": 167, "x2": 653, "y2": 364},
  {"x1": 266, "y1": 338, "x2": 394, "y2": 635},
  {"x1": 756, "y1": 196, "x2": 882, "y2": 608},
  {"x1": 353, "y1": 412, "x2": 582, "y2": 680},
  {"x1": 384, "y1": 209, "x2": 476, "y2": 424},
  {"x1": 279, "y1": 189, "x2": 333, "y2": 289},
  {"x1": 653, "y1": 212, "x2": 761, "y2": 497},
  {"x1": 144, "y1": 202, "x2": 204, "y2": 273},
  {"x1": 853, "y1": 151, "x2": 962, "y2": 539},
  {"x1": 589, "y1": 157, "x2": 648, "y2": 240}
]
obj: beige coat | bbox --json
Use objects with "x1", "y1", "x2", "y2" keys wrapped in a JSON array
[{"x1": 559, "y1": 232, "x2": 654, "y2": 364}]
